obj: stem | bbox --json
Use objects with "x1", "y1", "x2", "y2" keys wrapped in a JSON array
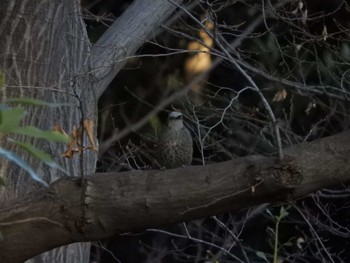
[{"x1": 273, "y1": 219, "x2": 280, "y2": 263}]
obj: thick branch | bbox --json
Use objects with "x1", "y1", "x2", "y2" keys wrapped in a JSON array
[
  {"x1": 91, "y1": 0, "x2": 183, "y2": 98},
  {"x1": 1, "y1": 131, "x2": 350, "y2": 262}
]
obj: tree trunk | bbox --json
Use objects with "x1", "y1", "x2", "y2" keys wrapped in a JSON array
[
  {"x1": 0, "y1": 1, "x2": 95, "y2": 262},
  {"x1": 0, "y1": 0, "x2": 182, "y2": 262}
]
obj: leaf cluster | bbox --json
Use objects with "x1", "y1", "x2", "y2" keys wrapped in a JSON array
[{"x1": 0, "y1": 98, "x2": 70, "y2": 186}]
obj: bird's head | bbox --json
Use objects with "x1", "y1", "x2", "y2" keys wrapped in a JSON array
[{"x1": 167, "y1": 111, "x2": 184, "y2": 130}]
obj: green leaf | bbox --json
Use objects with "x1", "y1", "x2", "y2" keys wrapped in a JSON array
[
  {"x1": 265, "y1": 209, "x2": 273, "y2": 218},
  {"x1": 6, "y1": 98, "x2": 71, "y2": 107},
  {"x1": 0, "y1": 107, "x2": 26, "y2": 133},
  {"x1": 0, "y1": 147, "x2": 48, "y2": 187},
  {"x1": 267, "y1": 226, "x2": 275, "y2": 235},
  {"x1": 12, "y1": 126, "x2": 70, "y2": 143},
  {"x1": 279, "y1": 206, "x2": 290, "y2": 219},
  {"x1": 10, "y1": 140, "x2": 67, "y2": 174},
  {"x1": 256, "y1": 251, "x2": 268, "y2": 262}
]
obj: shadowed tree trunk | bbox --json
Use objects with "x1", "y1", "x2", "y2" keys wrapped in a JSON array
[{"x1": 0, "y1": 0, "x2": 182, "y2": 262}]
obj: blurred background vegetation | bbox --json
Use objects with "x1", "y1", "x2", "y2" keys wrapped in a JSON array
[{"x1": 81, "y1": 0, "x2": 350, "y2": 262}]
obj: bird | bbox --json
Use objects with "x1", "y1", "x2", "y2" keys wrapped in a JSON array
[{"x1": 157, "y1": 111, "x2": 193, "y2": 169}]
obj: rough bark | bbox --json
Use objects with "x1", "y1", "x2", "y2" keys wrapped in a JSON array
[
  {"x1": 0, "y1": 1, "x2": 95, "y2": 262},
  {"x1": 0, "y1": 0, "x2": 182, "y2": 262},
  {"x1": 1, "y1": 131, "x2": 350, "y2": 263}
]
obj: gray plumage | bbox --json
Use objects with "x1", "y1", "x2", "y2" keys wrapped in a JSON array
[{"x1": 157, "y1": 112, "x2": 193, "y2": 169}]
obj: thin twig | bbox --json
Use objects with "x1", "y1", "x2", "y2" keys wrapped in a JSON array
[
  {"x1": 168, "y1": 0, "x2": 284, "y2": 159},
  {"x1": 292, "y1": 203, "x2": 335, "y2": 263},
  {"x1": 146, "y1": 227, "x2": 246, "y2": 262}
]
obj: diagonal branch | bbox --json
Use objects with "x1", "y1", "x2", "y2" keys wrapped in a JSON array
[
  {"x1": 90, "y1": 0, "x2": 184, "y2": 98},
  {"x1": 1, "y1": 131, "x2": 350, "y2": 262}
]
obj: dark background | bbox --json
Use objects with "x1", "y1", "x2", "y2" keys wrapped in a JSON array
[{"x1": 81, "y1": 1, "x2": 350, "y2": 262}]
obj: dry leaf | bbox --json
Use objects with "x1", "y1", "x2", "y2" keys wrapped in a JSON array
[
  {"x1": 305, "y1": 102, "x2": 316, "y2": 115},
  {"x1": 296, "y1": 237, "x2": 305, "y2": 249},
  {"x1": 272, "y1": 89, "x2": 288, "y2": 102},
  {"x1": 295, "y1": 44, "x2": 303, "y2": 52},
  {"x1": 298, "y1": 1, "x2": 304, "y2": 10},
  {"x1": 59, "y1": 119, "x2": 97, "y2": 158},
  {"x1": 322, "y1": 25, "x2": 328, "y2": 41},
  {"x1": 52, "y1": 124, "x2": 68, "y2": 136},
  {"x1": 84, "y1": 119, "x2": 97, "y2": 151},
  {"x1": 302, "y1": 9, "x2": 308, "y2": 25}
]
